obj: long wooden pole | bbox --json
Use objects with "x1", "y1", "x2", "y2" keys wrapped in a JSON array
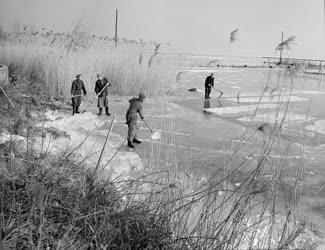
[
  {"x1": 115, "y1": 9, "x2": 118, "y2": 48},
  {"x1": 95, "y1": 116, "x2": 115, "y2": 173},
  {"x1": 0, "y1": 85, "x2": 15, "y2": 108},
  {"x1": 81, "y1": 81, "x2": 110, "y2": 113}
]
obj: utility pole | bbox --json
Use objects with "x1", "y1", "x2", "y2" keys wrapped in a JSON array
[
  {"x1": 279, "y1": 31, "x2": 284, "y2": 64},
  {"x1": 115, "y1": 9, "x2": 118, "y2": 48},
  {"x1": 323, "y1": 0, "x2": 325, "y2": 59}
]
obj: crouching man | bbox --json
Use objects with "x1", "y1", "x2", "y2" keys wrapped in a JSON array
[
  {"x1": 71, "y1": 74, "x2": 87, "y2": 115},
  {"x1": 95, "y1": 74, "x2": 110, "y2": 116},
  {"x1": 125, "y1": 92, "x2": 146, "y2": 148}
]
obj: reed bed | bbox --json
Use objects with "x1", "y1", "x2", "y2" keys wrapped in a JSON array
[{"x1": 0, "y1": 39, "x2": 175, "y2": 98}]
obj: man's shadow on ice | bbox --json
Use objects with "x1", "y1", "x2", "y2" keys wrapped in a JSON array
[{"x1": 203, "y1": 99, "x2": 222, "y2": 119}]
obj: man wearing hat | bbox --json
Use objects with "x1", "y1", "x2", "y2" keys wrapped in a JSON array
[
  {"x1": 95, "y1": 74, "x2": 110, "y2": 116},
  {"x1": 125, "y1": 92, "x2": 146, "y2": 148},
  {"x1": 71, "y1": 74, "x2": 87, "y2": 115}
]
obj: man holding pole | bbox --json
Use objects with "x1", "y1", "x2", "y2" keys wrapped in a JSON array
[
  {"x1": 95, "y1": 74, "x2": 110, "y2": 116},
  {"x1": 125, "y1": 92, "x2": 146, "y2": 148},
  {"x1": 205, "y1": 73, "x2": 214, "y2": 99},
  {"x1": 205, "y1": 73, "x2": 223, "y2": 99},
  {"x1": 71, "y1": 74, "x2": 87, "y2": 115}
]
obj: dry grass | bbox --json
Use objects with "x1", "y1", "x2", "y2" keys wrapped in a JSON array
[
  {"x1": 229, "y1": 28, "x2": 239, "y2": 65},
  {"x1": 0, "y1": 36, "x2": 175, "y2": 99},
  {"x1": 206, "y1": 59, "x2": 219, "y2": 67},
  {"x1": 230, "y1": 28, "x2": 239, "y2": 43},
  {"x1": 276, "y1": 36, "x2": 296, "y2": 52}
]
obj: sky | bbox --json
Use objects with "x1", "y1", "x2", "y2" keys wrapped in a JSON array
[{"x1": 0, "y1": 0, "x2": 324, "y2": 59}]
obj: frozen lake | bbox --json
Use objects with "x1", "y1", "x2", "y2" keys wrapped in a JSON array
[
  {"x1": 139, "y1": 66, "x2": 325, "y2": 239},
  {"x1": 86, "y1": 62, "x2": 325, "y2": 242}
]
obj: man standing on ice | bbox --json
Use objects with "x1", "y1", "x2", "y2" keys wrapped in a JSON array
[
  {"x1": 205, "y1": 73, "x2": 214, "y2": 99},
  {"x1": 125, "y1": 92, "x2": 146, "y2": 148},
  {"x1": 95, "y1": 74, "x2": 110, "y2": 116},
  {"x1": 71, "y1": 74, "x2": 87, "y2": 115}
]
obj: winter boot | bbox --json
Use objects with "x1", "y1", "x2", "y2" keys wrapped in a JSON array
[
  {"x1": 98, "y1": 108, "x2": 102, "y2": 116},
  {"x1": 105, "y1": 107, "x2": 110, "y2": 116},
  {"x1": 75, "y1": 106, "x2": 80, "y2": 114},
  {"x1": 128, "y1": 140, "x2": 135, "y2": 148},
  {"x1": 133, "y1": 138, "x2": 141, "y2": 144}
]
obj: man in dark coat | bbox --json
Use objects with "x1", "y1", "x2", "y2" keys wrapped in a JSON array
[
  {"x1": 125, "y1": 92, "x2": 145, "y2": 148},
  {"x1": 205, "y1": 73, "x2": 214, "y2": 99},
  {"x1": 95, "y1": 74, "x2": 110, "y2": 116},
  {"x1": 71, "y1": 74, "x2": 87, "y2": 115}
]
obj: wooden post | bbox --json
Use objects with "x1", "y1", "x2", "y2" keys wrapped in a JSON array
[
  {"x1": 115, "y1": 9, "x2": 118, "y2": 48},
  {"x1": 279, "y1": 31, "x2": 284, "y2": 64},
  {"x1": 318, "y1": 61, "x2": 322, "y2": 91}
]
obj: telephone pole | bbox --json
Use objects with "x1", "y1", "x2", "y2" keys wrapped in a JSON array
[
  {"x1": 114, "y1": 9, "x2": 118, "y2": 48},
  {"x1": 279, "y1": 31, "x2": 284, "y2": 64}
]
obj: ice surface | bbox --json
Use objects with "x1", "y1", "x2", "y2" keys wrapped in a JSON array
[
  {"x1": 204, "y1": 104, "x2": 278, "y2": 116},
  {"x1": 292, "y1": 90, "x2": 325, "y2": 95},
  {"x1": 306, "y1": 120, "x2": 325, "y2": 134},
  {"x1": 238, "y1": 111, "x2": 314, "y2": 124},
  {"x1": 35, "y1": 111, "x2": 143, "y2": 179},
  {"x1": 226, "y1": 95, "x2": 308, "y2": 104},
  {"x1": 151, "y1": 131, "x2": 161, "y2": 140}
]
